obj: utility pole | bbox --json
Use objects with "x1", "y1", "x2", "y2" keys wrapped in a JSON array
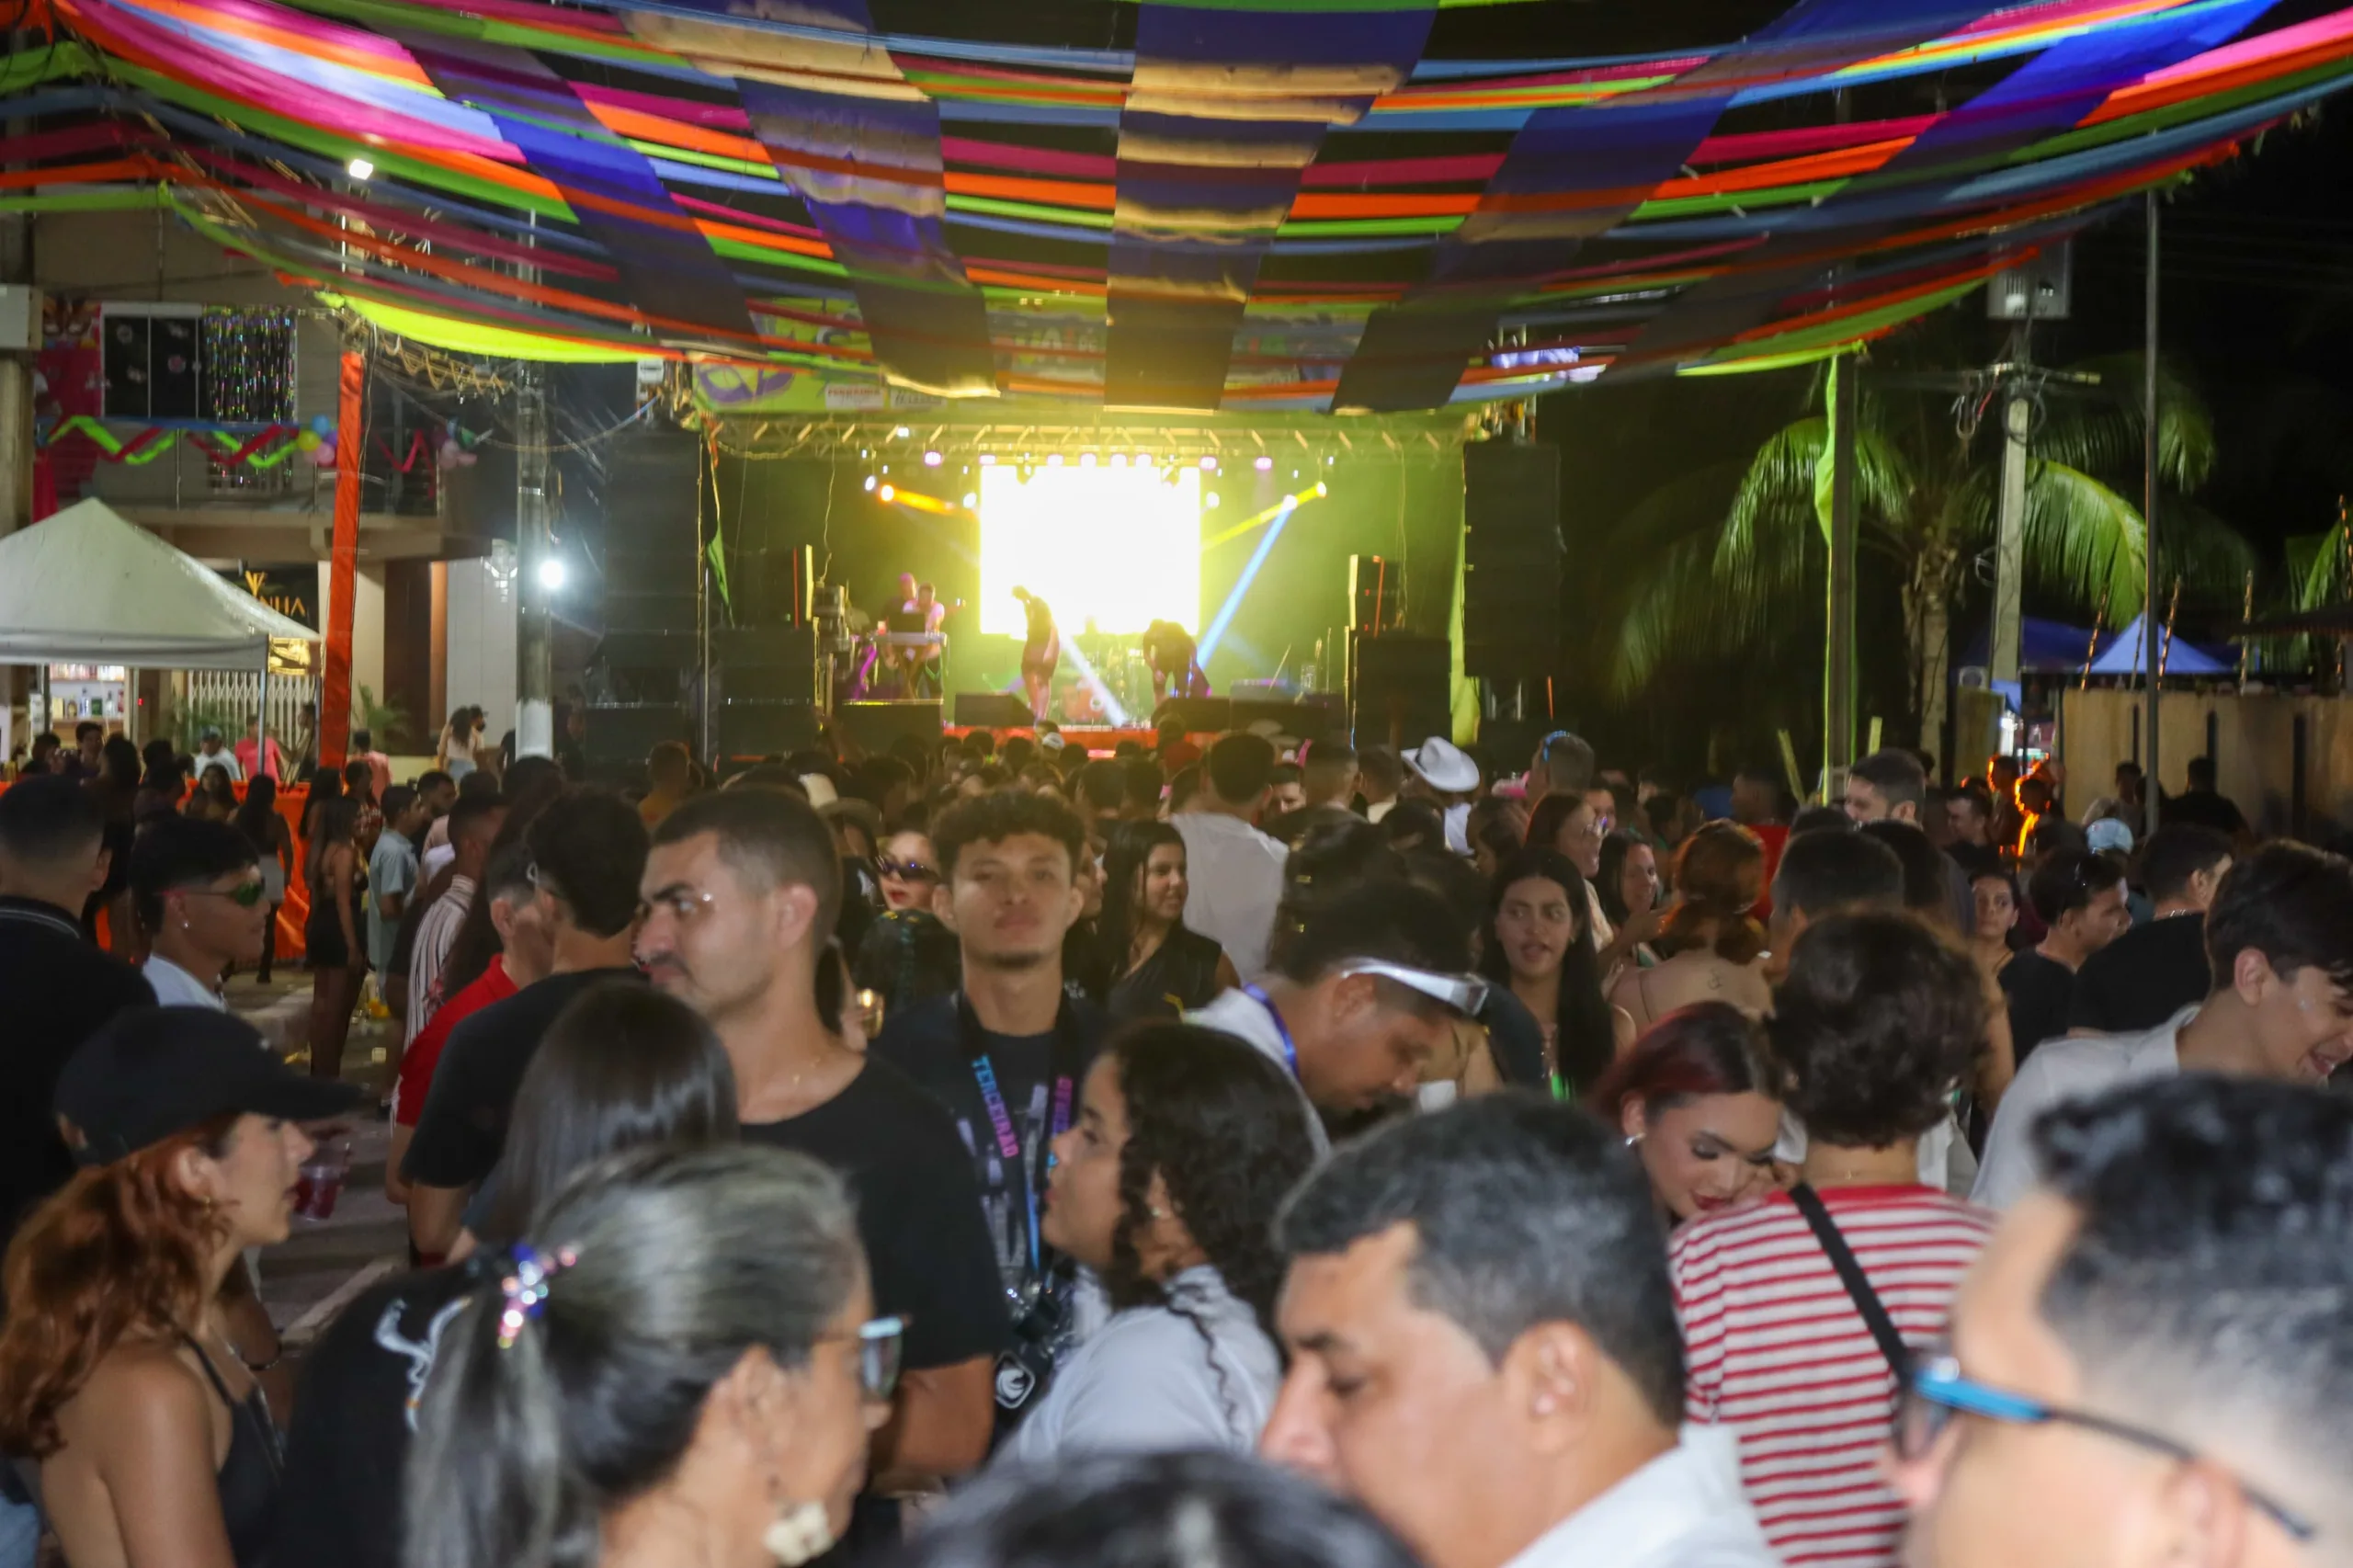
[
  {"x1": 513, "y1": 214, "x2": 553, "y2": 759},
  {"x1": 2142, "y1": 190, "x2": 2163, "y2": 840},
  {"x1": 1990, "y1": 358, "x2": 2029, "y2": 692},
  {"x1": 1824, "y1": 351, "x2": 1859, "y2": 794}
]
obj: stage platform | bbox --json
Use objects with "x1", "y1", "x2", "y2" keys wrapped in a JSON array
[{"x1": 944, "y1": 724, "x2": 1164, "y2": 755}]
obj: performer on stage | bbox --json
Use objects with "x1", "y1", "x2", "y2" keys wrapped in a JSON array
[
  {"x1": 1011, "y1": 585, "x2": 1059, "y2": 722},
  {"x1": 1141, "y1": 619, "x2": 1209, "y2": 703}
]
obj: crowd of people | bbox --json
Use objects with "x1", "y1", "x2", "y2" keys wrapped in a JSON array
[{"x1": 1, "y1": 709, "x2": 2348, "y2": 1568}]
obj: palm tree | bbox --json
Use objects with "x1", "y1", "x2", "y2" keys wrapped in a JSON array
[{"x1": 1604, "y1": 326, "x2": 2255, "y2": 753}]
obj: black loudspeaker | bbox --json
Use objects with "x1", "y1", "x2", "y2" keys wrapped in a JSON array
[
  {"x1": 578, "y1": 702, "x2": 694, "y2": 788},
  {"x1": 1231, "y1": 697, "x2": 1346, "y2": 738},
  {"x1": 839, "y1": 700, "x2": 944, "y2": 753},
  {"x1": 1348, "y1": 554, "x2": 1402, "y2": 634},
  {"x1": 717, "y1": 700, "x2": 823, "y2": 758},
  {"x1": 1476, "y1": 715, "x2": 1555, "y2": 778},
  {"x1": 597, "y1": 432, "x2": 702, "y2": 710},
  {"x1": 741, "y1": 543, "x2": 815, "y2": 628},
  {"x1": 1350, "y1": 635, "x2": 1451, "y2": 752},
  {"x1": 716, "y1": 626, "x2": 818, "y2": 705},
  {"x1": 955, "y1": 693, "x2": 1034, "y2": 730},
  {"x1": 1461, "y1": 441, "x2": 1563, "y2": 681},
  {"x1": 1152, "y1": 697, "x2": 1231, "y2": 733}
]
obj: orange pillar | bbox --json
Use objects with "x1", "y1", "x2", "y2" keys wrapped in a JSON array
[{"x1": 319, "y1": 349, "x2": 365, "y2": 773}]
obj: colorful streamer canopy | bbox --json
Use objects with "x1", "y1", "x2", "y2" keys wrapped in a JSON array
[{"x1": 10, "y1": 0, "x2": 2353, "y2": 410}]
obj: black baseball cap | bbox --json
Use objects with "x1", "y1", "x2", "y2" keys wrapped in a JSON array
[{"x1": 55, "y1": 1007, "x2": 368, "y2": 1164}]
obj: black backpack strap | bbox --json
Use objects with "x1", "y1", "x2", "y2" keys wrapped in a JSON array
[{"x1": 1790, "y1": 1183, "x2": 1914, "y2": 1381}]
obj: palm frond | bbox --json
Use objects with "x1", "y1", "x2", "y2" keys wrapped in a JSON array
[
  {"x1": 2033, "y1": 354, "x2": 2216, "y2": 494},
  {"x1": 2018, "y1": 460, "x2": 2145, "y2": 619},
  {"x1": 2150, "y1": 494, "x2": 2259, "y2": 604},
  {"x1": 1723, "y1": 418, "x2": 1824, "y2": 560}
]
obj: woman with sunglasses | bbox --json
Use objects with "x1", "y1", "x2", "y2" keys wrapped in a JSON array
[
  {"x1": 1003, "y1": 1024, "x2": 1315, "y2": 1465},
  {"x1": 854, "y1": 830, "x2": 962, "y2": 1016},
  {"x1": 400, "y1": 1142, "x2": 893, "y2": 1568},
  {"x1": 0, "y1": 1008, "x2": 365, "y2": 1568},
  {"x1": 281, "y1": 983, "x2": 745, "y2": 1568},
  {"x1": 1094, "y1": 823, "x2": 1239, "y2": 1023},
  {"x1": 131, "y1": 815, "x2": 273, "y2": 1010}
]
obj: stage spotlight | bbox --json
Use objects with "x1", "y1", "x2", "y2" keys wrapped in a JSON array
[
  {"x1": 893, "y1": 426, "x2": 910, "y2": 438},
  {"x1": 923, "y1": 450, "x2": 942, "y2": 467},
  {"x1": 877, "y1": 483, "x2": 896, "y2": 502},
  {"x1": 961, "y1": 493, "x2": 978, "y2": 509},
  {"x1": 862, "y1": 474, "x2": 877, "y2": 492},
  {"x1": 535, "y1": 556, "x2": 566, "y2": 592},
  {"x1": 1200, "y1": 456, "x2": 1218, "y2": 472},
  {"x1": 347, "y1": 155, "x2": 376, "y2": 181},
  {"x1": 1254, "y1": 456, "x2": 1273, "y2": 472},
  {"x1": 1207, "y1": 493, "x2": 1222, "y2": 509},
  {"x1": 978, "y1": 454, "x2": 996, "y2": 466},
  {"x1": 1047, "y1": 453, "x2": 1064, "y2": 467},
  {"x1": 1108, "y1": 454, "x2": 1127, "y2": 469},
  {"x1": 1315, "y1": 482, "x2": 1329, "y2": 496},
  {"x1": 1079, "y1": 452, "x2": 1097, "y2": 469}
]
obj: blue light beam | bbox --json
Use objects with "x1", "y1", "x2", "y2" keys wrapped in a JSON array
[{"x1": 1199, "y1": 497, "x2": 1296, "y2": 665}]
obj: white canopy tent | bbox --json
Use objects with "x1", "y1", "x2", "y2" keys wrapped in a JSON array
[
  {"x1": 0, "y1": 498, "x2": 318, "y2": 668},
  {"x1": 0, "y1": 498, "x2": 322, "y2": 762}
]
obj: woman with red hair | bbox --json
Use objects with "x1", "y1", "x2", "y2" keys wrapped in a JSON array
[
  {"x1": 1586, "y1": 1001, "x2": 1785, "y2": 1223},
  {"x1": 0, "y1": 1007, "x2": 361, "y2": 1568}
]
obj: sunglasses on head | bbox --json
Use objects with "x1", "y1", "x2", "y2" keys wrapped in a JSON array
[
  {"x1": 1333, "y1": 959, "x2": 1491, "y2": 1017},
  {"x1": 877, "y1": 858, "x2": 938, "y2": 882}
]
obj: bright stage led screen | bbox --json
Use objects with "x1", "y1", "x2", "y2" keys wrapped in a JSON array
[{"x1": 978, "y1": 466, "x2": 1201, "y2": 636}]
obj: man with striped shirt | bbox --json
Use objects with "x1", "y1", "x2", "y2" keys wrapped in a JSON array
[{"x1": 1673, "y1": 912, "x2": 1995, "y2": 1568}]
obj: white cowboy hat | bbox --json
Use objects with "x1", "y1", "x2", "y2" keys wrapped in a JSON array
[{"x1": 1402, "y1": 737, "x2": 1479, "y2": 794}]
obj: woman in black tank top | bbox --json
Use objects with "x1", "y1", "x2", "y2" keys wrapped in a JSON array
[
  {"x1": 1096, "y1": 823, "x2": 1240, "y2": 1022},
  {"x1": 0, "y1": 1007, "x2": 364, "y2": 1568}
]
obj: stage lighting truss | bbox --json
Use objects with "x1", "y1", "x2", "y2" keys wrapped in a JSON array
[{"x1": 699, "y1": 407, "x2": 1475, "y2": 472}]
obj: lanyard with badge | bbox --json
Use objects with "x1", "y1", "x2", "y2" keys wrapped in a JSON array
[
  {"x1": 1242, "y1": 984, "x2": 1301, "y2": 1078},
  {"x1": 954, "y1": 991, "x2": 1082, "y2": 1418}
]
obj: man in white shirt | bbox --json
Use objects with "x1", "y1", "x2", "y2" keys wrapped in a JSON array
[
  {"x1": 1972, "y1": 842, "x2": 2353, "y2": 1210},
  {"x1": 192, "y1": 727, "x2": 243, "y2": 785},
  {"x1": 1189, "y1": 881, "x2": 1478, "y2": 1154},
  {"x1": 404, "y1": 791, "x2": 506, "y2": 1046},
  {"x1": 1401, "y1": 737, "x2": 1479, "y2": 857},
  {"x1": 130, "y1": 816, "x2": 270, "y2": 1012},
  {"x1": 1263, "y1": 1096, "x2": 1776, "y2": 1568},
  {"x1": 1172, "y1": 733, "x2": 1290, "y2": 982}
]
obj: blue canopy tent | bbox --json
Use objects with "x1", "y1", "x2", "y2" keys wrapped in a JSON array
[
  {"x1": 2086, "y1": 615, "x2": 2232, "y2": 676},
  {"x1": 1961, "y1": 617, "x2": 2108, "y2": 675}
]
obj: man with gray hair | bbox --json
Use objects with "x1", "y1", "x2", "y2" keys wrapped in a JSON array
[
  {"x1": 1261, "y1": 1096, "x2": 1775, "y2": 1568},
  {"x1": 1889, "y1": 1074, "x2": 2353, "y2": 1567}
]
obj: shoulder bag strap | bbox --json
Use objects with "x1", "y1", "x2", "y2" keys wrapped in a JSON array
[{"x1": 1789, "y1": 1183, "x2": 1914, "y2": 1381}]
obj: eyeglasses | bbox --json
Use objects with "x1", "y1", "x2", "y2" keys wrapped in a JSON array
[
  {"x1": 1334, "y1": 959, "x2": 1491, "y2": 1017},
  {"x1": 825, "y1": 1315, "x2": 905, "y2": 1402},
  {"x1": 187, "y1": 880, "x2": 267, "y2": 908},
  {"x1": 1899, "y1": 1355, "x2": 2314, "y2": 1542},
  {"x1": 877, "y1": 858, "x2": 938, "y2": 883}
]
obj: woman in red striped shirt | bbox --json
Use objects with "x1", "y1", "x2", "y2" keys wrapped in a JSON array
[{"x1": 1670, "y1": 912, "x2": 1993, "y2": 1568}]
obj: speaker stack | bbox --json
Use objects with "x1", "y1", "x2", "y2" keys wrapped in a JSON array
[
  {"x1": 582, "y1": 433, "x2": 699, "y2": 785},
  {"x1": 1461, "y1": 439, "x2": 1563, "y2": 684}
]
